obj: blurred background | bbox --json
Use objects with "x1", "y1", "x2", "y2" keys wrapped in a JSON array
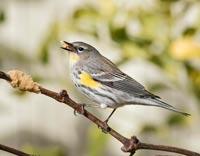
[{"x1": 0, "y1": 0, "x2": 200, "y2": 156}]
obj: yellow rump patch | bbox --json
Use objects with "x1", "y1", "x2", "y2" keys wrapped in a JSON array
[
  {"x1": 79, "y1": 72, "x2": 102, "y2": 89},
  {"x1": 69, "y1": 53, "x2": 80, "y2": 65}
]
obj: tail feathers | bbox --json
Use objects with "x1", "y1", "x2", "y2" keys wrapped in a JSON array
[{"x1": 147, "y1": 98, "x2": 190, "y2": 116}]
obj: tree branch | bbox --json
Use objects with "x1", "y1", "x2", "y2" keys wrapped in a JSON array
[
  {"x1": 0, "y1": 143, "x2": 31, "y2": 156},
  {"x1": 0, "y1": 70, "x2": 200, "y2": 156}
]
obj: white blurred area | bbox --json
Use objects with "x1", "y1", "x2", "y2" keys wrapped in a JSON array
[{"x1": 0, "y1": 0, "x2": 200, "y2": 156}]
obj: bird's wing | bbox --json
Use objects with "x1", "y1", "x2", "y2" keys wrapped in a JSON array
[
  {"x1": 86, "y1": 56, "x2": 159, "y2": 98},
  {"x1": 93, "y1": 71, "x2": 159, "y2": 98}
]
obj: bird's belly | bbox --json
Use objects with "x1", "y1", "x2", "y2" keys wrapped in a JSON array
[{"x1": 70, "y1": 71, "x2": 132, "y2": 108}]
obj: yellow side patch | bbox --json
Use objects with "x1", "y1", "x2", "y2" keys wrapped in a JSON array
[
  {"x1": 80, "y1": 72, "x2": 102, "y2": 89},
  {"x1": 69, "y1": 53, "x2": 80, "y2": 65}
]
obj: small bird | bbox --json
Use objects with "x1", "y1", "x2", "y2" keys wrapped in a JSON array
[{"x1": 60, "y1": 41, "x2": 190, "y2": 123}]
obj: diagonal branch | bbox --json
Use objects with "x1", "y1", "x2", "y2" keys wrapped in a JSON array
[
  {"x1": 0, "y1": 143, "x2": 31, "y2": 156},
  {"x1": 0, "y1": 70, "x2": 200, "y2": 156}
]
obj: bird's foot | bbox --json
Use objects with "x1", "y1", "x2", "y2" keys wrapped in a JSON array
[
  {"x1": 98, "y1": 120, "x2": 111, "y2": 133},
  {"x1": 74, "y1": 103, "x2": 86, "y2": 116}
]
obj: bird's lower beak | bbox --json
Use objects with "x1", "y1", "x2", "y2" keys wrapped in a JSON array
[{"x1": 60, "y1": 41, "x2": 75, "y2": 52}]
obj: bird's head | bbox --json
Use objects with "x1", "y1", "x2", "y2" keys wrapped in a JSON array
[{"x1": 60, "y1": 41, "x2": 98, "y2": 66}]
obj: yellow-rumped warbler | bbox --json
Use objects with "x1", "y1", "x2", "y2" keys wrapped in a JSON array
[{"x1": 60, "y1": 41, "x2": 190, "y2": 123}]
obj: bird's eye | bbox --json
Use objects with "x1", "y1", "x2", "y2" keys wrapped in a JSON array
[{"x1": 77, "y1": 47, "x2": 84, "y2": 52}]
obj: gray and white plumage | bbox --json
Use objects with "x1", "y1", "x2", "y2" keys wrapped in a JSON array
[{"x1": 63, "y1": 41, "x2": 190, "y2": 116}]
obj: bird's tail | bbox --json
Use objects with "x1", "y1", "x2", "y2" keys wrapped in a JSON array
[{"x1": 148, "y1": 98, "x2": 190, "y2": 116}]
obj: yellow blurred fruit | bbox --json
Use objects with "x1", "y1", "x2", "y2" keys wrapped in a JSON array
[{"x1": 170, "y1": 37, "x2": 200, "y2": 61}]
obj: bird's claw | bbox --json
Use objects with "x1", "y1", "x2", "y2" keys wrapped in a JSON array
[
  {"x1": 74, "y1": 103, "x2": 86, "y2": 116},
  {"x1": 98, "y1": 120, "x2": 111, "y2": 133}
]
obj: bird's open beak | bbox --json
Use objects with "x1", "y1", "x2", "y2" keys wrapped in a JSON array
[{"x1": 60, "y1": 41, "x2": 75, "y2": 52}]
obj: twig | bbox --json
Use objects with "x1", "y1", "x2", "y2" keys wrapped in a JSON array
[
  {"x1": 0, "y1": 70, "x2": 200, "y2": 156},
  {"x1": 0, "y1": 71, "x2": 11, "y2": 81},
  {"x1": 0, "y1": 143, "x2": 31, "y2": 156}
]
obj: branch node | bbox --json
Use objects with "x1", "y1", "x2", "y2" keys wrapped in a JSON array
[
  {"x1": 121, "y1": 136, "x2": 139, "y2": 153},
  {"x1": 58, "y1": 89, "x2": 69, "y2": 102},
  {"x1": 7, "y1": 70, "x2": 40, "y2": 93}
]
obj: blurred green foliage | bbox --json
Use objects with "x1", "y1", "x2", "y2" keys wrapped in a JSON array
[
  {"x1": 87, "y1": 125, "x2": 108, "y2": 156},
  {"x1": 167, "y1": 114, "x2": 188, "y2": 126},
  {"x1": 0, "y1": 10, "x2": 5, "y2": 23},
  {"x1": 38, "y1": 22, "x2": 59, "y2": 64},
  {"x1": 62, "y1": 0, "x2": 200, "y2": 105},
  {"x1": 141, "y1": 124, "x2": 158, "y2": 134},
  {"x1": 9, "y1": 0, "x2": 200, "y2": 149},
  {"x1": 1, "y1": 0, "x2": 200, "y2": 156},
  {"x1": 58, "y1": 2, "x2": 199, "y2": 154},
  {"x1": 23, "y1": 144, "x2": 65, "y2": 156}
]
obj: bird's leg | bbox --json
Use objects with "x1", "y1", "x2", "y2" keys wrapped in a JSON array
[
  {"x1": 104, "y1": 108, "x2": 117, "y2": 124},
  {"x1": 100, "y1": 108, "x2": 117, "y2": 133},
  {"x1": 74, "y1": 103, "x2": 101, "y2": 116}
]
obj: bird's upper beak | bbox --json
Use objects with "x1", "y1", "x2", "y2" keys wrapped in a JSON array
[{"x1": 60, "y1": 41, "x2": 75, "y2": 52}]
